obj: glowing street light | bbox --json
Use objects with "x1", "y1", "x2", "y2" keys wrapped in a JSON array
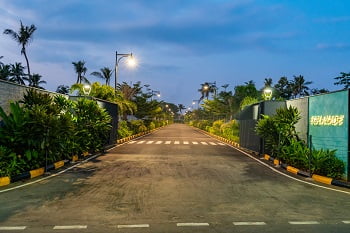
[
  {"x1": 114, "y1": 51, "x2": 136, "y2": 92},
  {"x1": 83, "y1": 84, "x2": 91, "y2": 95},
  {"x1": 263, "y1": 87, "x2": 273, "y2": 100}
]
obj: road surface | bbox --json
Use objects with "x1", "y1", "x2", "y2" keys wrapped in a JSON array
[{"x1": 1, "y1": 124, "x2": 350, "y2": 232}]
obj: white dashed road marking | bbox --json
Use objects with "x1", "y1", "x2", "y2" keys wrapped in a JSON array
[
  {"x1": 0, "y1": 226, "x2": 26, "y2": 230},
  {"x1": 117, "y1": 224, "x2": 149, "y2": 228},
  {"x1": 288, "y1": 221, "x2": 319, "y2": 225},
  {"x1": 155, "y1": 141, "x2": 162, "y2": 144},
  {"x1": 218, "y1": 142, "x2": 225, "y2": 146},
  {"x1": 146, "y1": 141, "x2": 154, "y2": 144},
  {"x1": 183, "y1": 141, "x2": 189, "y2": 144},
  {"x1": 201, "y1": 142, "x2": 208, "y2": 145},
  {"x1": 209, "y1": 142, "x2": 217, "y2": 145},
  {"x1": 342, "y1": 221, "x2": 350, "y2": 224},
  {"x1": 177, "y1": 223, "x2": 209, "y2": 227},
  {"x1": 233, "y1": 222, "x2": 266, "y2": 226},
  {"x1": 165, "y1": 141, "x2": 171, "y2": 144},
  {"x1": 53, "y1": 225, "x2": 87, "y2": 230},
  {"x1": 137, "y1": 141, "x2": 145, "y2": 144},
  {"x1": 128, "y1": 141, "x2": 137, "y2": 144},
  {"x1": 174, "y1": 141, "x2": 180, "y2": 144},
  {"x1": 192, "y1": 141, "x2": 198, "y2": 144}
]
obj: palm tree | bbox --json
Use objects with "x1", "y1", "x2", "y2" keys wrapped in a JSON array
[
  {"x1": 25, "y1": 73, "x2": 46, "y2": 89},
  {"x1": 274, "y1": 76, "x2": 292, "y2": 99},
  {"x1": 117, "y1": 82, "x2": 142, "y2": 101},
  {"x1": 56, "y1": 85, "x2": 70, "y2": 94},
  {"x1": 9, "y1": 62, "x2": 26, "y2": 85},
  {"x1": 3, "y1": 21, "x2": 37, "y2": 77},
  {"x1": 264, "y1": 78, "x2": 273, "y2": 87},
  {"x1": 91, "y1": 67, "x2": 113, "y2": 85},
  {"x1": 198, "y1": 82, "x2": 217, "y2": 101},
  {"x1": 178, "y1": 104, "x2": 186, "y2": 114},
  {"x1": 0, "y1": 64, "x2": 11, "y2": 81},
  {"x1": 291, "y1": 75, "x2": 312, "y2": 98},
  {"x1": 221, "y1": 84, "x2": 229, "y2": 92},
  {"x1": 72, "y1": 60, "x2": 89, "y2": 84},
  {"x1": 334, "y1": 72, "x2": 350, "y2": 89},
  {"x1": 0, "y1": 56, "x2": 3, "y2": 66}
]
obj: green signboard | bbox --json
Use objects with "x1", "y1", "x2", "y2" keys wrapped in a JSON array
[{"x1": 309, "y1": 90, "x2": 349, "y2": 180}]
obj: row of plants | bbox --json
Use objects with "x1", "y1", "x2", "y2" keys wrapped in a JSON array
[
  {"x1": 187, "y1": 119, "x2": 239, "y2": 143},
  {"x1": 117, "y1": 119, "x2": 170, "y2": 139},
  {"x1": 0, "y1": 90, "x2": 112, "y2": 177},
  {"x1": 255, "y1": 106, "x2": 345, "y2": 179}
]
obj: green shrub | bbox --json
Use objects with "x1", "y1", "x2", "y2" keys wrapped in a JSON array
[
  {"x1": 148, "y1": 122, "x2": 156, "y2": 130},
  {"x1": 311, "y1": 149, "x2": 344, "y2": 179},
  {"x1": 117, "y1": 120, "x2": 133, "y2": 139},
  {"x1": 209, "y1": 120, "x2": 224, "y2": 135},
  {"x1": 220, "y1": 120, "x2": 239, "y2": 142}
]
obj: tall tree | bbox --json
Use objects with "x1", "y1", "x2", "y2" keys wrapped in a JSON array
[
  {"x1": 274, "y1": 76, "x2": 292, "y2": 100},
  {"x1": 56, "y1": 85, "x2": 70, "y2": 94},
  {"x1": 178, "y1": 104, "x2": 186, "y2": 114},
  {"x1": 25, "y1": 73, "x2": 46, "y2": 89},
  {"x1": 117, "y1": 82, "x2": 142, "y2": 101},
  {"x1": 0, "y1": 64, "x2": 11, "y2": 81},
  {"x1": 3, "y1": 21, "x2": 37, "y2": 77},
  {"x1": 334, "y1": 72, "x2": 350, "y2": 89},
  {"x1": 9, "y1": 62, "x2": 26, "y2": 85},
  {"x1": 72, "y1": 60, "x2": 88, "y2": 84},
  {"x1": 198, "y1": 82, "x2": 217, "y2": 101},
  {"x1": 91, "y1": 67, "x2": 113, "y2": 85},
  {"x1": 264, "y1": 78, "x2": 273, "y2": 87},
  {"x1": 291, "y1": 75, "x2": 312, "y2": 98}
]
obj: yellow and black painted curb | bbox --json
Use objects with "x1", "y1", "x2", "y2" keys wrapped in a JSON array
[
  {"x1": 116, "y1": 126, "x2": 167, "y2": 145},
  {"x1": 190, "y1": 125, "x2": 350, "y2": 189},
  {"x1": 0, "y1": 151, "x2": 94, "y2": 187},
  {"x1": 260, "y1": 154, "x2": 350, "y2": 189}
]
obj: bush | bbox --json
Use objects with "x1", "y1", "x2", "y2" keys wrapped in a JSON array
[
  {"x1": 220, "y1": 120, "x2": 239, "y2": 142},
  {"x1": 0, "y1": 90, "x2": 112, "y2": 176},
  {"x1": 208, "y1": 120, "x2": 224, "y2": 135},
  {"x1": 117, "y1": 120, "x2": 133, "y2": 139}
]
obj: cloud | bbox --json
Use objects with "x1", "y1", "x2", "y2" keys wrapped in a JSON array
[{"x1": 316, "y1": 43, "x2": 350, "y2": 50}]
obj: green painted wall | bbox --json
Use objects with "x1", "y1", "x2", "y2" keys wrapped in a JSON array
[{"x1": 309, "y1": 90, "x2": 349, "y2": 180}]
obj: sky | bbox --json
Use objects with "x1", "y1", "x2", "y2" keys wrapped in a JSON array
[{"x1": 1, "y1": 0, "x2": 350, "y2": 107}]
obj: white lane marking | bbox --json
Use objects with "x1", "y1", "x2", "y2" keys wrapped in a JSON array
[
  {"x1": 209, "y1": 142, "x2": 217, "y2": 145},
  {"x1": 137, "y1": 141, "x2": 145, "y2": 144},
  {"x1": 128, "y1": 141, "x2": 137, "y2": 144},
  {"x1": 146, "y1": 141, "x2": 154, "y2": 144},
  {"x1": 53, "y1": 225, "x2": 87, "y2": 230},
  {"x1": 0, "y1": 226, "x2": 26, "y2": 230},
  {"x1": 288, "y1": 221, "x2": 319, "y2": 225},
  {"x1": 156, "y1": 141, "x2": 163, "y2": 144},
  {"x1": 217, "y1": 143, "x2": 225, "y2": 146},
  {"x1": 117, "y1": 224, "x2": 149, "y2": 228},
  {"x1": 200, "y1": 142, "x2": 208, "y2": 145},
  {"x1": 342, "y1": 221, "x2": 350, "y2": 224},
  {"x1": 183, "y1": 141, "x2": 189, "y2": 144},
  {"x1": 233, "y1": 222, "x2": 266, "y2": 226},
  {"x1": 177, "y1": 223, "x2": 209, "y2": 227},
  {"x1": 192, "y1": 141, "x2": 198, "y2": 144},
  {"x1": 165, "y1": 141, "x2": 171, "y2": 144},
  {"x1": 174, "y1": 141, "x2": 180, "y2": 144}
]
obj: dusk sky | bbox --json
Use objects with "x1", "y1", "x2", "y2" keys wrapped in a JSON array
[{"x1": 1, "y1": 0, "x2": 350, "y2": 106}]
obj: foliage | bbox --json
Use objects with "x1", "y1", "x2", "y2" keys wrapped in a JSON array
[
  {"x1": 220, "y1": 120, "x2": 239, "y2": 142},
  {"x1": 256, "y1": 105, "x2": 345, "y2": 178},
  {"x1": 0, "y1": 90, "x2": 112, "y2": 176},
  {"x1": 240, "y1": 96, "x2": 259, "y2": 110},
  {"x1": 117, "y1": 120, "x2": 133, "y2": 139},
  {"x1": 334, "y1": 72, "x2": 350, "y2": 89}
]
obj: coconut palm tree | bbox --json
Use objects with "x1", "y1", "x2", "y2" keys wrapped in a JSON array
[
  {"x1": 3, "y1": 21, "x2": 37, "y2": 77},
  {"x1": 56, "y1": 85, "x2": 70, "y2": 94},
  {"x1": 0, "y1": 64, "x2": 11, "y2": 81},
  {"x1": 291, "y1": 75, "x2": 312, "y2": 98},
  {"x1": 264, "y1": 78, "x2": 273, "y2": 87},
  {"x1": 334, "y1": 72, "x2": 350, "y2": 89},
  {"x1": 72, "y1": 60, "x2": 89, "y2": 84},
  {"x1": 91, "y1": 67, "x2": 113, "y2": 85},
  {"x1": 178, "y1": 104, "x2": 186, "y2": 114},
  {"x1": 9, "y1": 62, "x2": 26, "y2": 85},
  {"x1": 25, "y1": 73, "x2": 46, "y2": 89}
]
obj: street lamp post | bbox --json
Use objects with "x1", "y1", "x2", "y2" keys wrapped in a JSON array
[
  {"x1": 150, "y1": 90, "x2": 161, "y2": 100},
  {"x1": 263, "y1": 87, "x2": 273, "y2": 100},
  {"x1": 115, "y1": 50, "x2": 134, "y2": 92}
]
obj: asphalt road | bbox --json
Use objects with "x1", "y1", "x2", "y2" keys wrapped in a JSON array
[{"x1": 1, "y1": 123, "x2": 350, "y2": 233}]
